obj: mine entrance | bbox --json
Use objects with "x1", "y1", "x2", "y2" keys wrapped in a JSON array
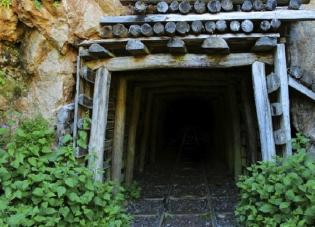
[{"x1": 113, "y1": 69, "x2": 255, "y2": 226}]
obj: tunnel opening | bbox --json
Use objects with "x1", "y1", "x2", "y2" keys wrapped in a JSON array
[{"x1": 110, "y1": 68, "x2": 259, "y2": 225}]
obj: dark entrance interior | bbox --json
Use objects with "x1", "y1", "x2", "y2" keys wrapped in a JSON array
[{"x1": 110, "y1": 68, "x2": 258, "y2": 226}]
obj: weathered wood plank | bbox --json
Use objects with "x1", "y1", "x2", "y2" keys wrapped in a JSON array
[
  {"x1": 252, "y1": 61, "x2": 276, "y2": 161},
  {"x1": 201, "y1": 37, "x2": 230, "y2": 54},
  {"x1": 88, "y1": 67, "x2": 111, "y2": 182},
  {"x1": 274, "y1": 44, "x2": 292, "y2": 156},
  {"x1": 79, "y1": 33, "x2": 280, "y2": 49},
  {"x1": 125, "y1": 87, "x2": 142, "y2": 185},
  {"x1": 241, "y1": 79, "x2": 258, "y2": 163},
  {"x1": 126, "y1": 40, "x2": 150, "y2": 55},
  {"x1": 288, "y1": 76, "x2": 315, "y2": 101},
  {"x1": 87, "y1": 53, "x2": 273, "y2": 71},
  {"x1": 78, "y1": 94, "x2": 93, "y2": 109},
  {"x1": 100, "y1": 10, "x2": 315, "y2": 25},
  {"x1": 270, "y1": 102, "x2": 283, "y2": 116},
  {"x1": 266, "y1": 72, "x2": 280, "y2": 93},
  {"x1": 112, "y1": 78, "x2": 127, "y2": 183},
  {"x1": 120, "y1": 0, "x2": 310, "y2": 6},
  {"x1": 139, "y1": 93, "x2": 153, "y2": 172},
  {"x1": 73, "y1": 55, "x2": 81, "y2": 150}
]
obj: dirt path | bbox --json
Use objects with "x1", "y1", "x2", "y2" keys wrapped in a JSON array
[{"x1": 127, "y1": 146, "x2": 238, "y2": 227}]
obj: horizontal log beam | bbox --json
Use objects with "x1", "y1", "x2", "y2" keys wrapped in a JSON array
[
  {"x1": 79, "y1": 33, "x2": 280, "y2": 47},
  {"x1": 87, "y1": 53, "x2": 273, "y2": 71},
  {"x1": 120, "y1": 0, "x2": 310, "y2": 6},
  {"x1": 100, "y1": 10, "x2": 315, "y2": 25}
]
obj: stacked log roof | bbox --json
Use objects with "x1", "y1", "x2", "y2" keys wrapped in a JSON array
[{"x1": 78, "y1": 0, "x2": 314, "y2": 57}]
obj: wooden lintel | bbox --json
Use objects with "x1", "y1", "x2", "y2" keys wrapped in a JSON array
[
  {"x1": 79, "y1": 33, "x2": 280, "y2": 47},
  {"x1": 120, "y1": 0, "x2": 310, "y2": 6},
  {"x1": 100, "y1": 10, "x2": 315, "y2": 25},
  {"x1": 288, "y1": 76, "x2": 315, "y2": 101},
  {"x1": 87, "y1": 53, "x2": 273, "y2": 71}
]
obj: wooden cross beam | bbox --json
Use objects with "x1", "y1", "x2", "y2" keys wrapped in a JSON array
[{"x1": 100, "y1": 10, "x2": 315, "y2": 25}]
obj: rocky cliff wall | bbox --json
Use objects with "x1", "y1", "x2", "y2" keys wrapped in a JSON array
[{"x1": 0, "y1": 0, "x2": 126, "y2": 120}]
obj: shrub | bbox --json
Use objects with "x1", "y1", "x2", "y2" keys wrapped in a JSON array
[
  {"x1": 235, "y1": 134, "x2": 315, "y2": 227},
  {"x1": 0, "y1": 117, "x2": 131, "y2": 226}
]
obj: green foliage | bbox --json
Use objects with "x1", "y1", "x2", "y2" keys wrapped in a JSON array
[
  {"x1": 236, "y1": 134, "x2": 315, "y2": 227},
  {"x1": 124, "y1": 182, "x2": 141, "y2": 201},
  {"x1": 0, "y1": 70, "x2": 5, "y2": 87},
  {"x1": 292, "y1": 132, "x2": 310, "y2": 152},
  {"x1": 0, "y1": 117, "x2": 131, "y2": 226},
  {"x1": 0, "y1": 0, "x2": 11, "y2": 8}
]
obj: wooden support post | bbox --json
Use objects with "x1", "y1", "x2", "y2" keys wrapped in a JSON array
[
  {"x1": 139, "y1": 93, "x2": 153, "y2": 172},
  {"x1": 228, "y1": 85, "x2": 242, "y2": 179},
  {"x1": 252, "y1": 61, "x2": 276, "y2": 161},
  {"x1": 88, "y1": 67, "x2": 111, "y2": 182},
  {"x1": 150, "y1": 98, "x2": 160, "y2": 164},
  {"x1": 274, "y1": 44, "x2": 292, "y2": 156},
  {"x1": 241, "y1": 79, "x2": 258, "y2": 163},
  {"x1": 125, "y1": 87, "x2": 142, "y2": 185},
  {"x1": 112, "y1": 78, "x2": 127, "y2": 183}
]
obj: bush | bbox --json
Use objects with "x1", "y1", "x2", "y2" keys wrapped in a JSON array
[
  {"x1": 0, "y1": 117, "x2": 131, "y2": 226},
  {"x1": 236, "y1": 135, "x2": 315, "y2": 227}
]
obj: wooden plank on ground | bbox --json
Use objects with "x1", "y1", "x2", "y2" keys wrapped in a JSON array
[
  {"x1": 88, "y1": 67, "x2": 111, "y2": 182},
  {"x1": 112, "y1": 78, "x2": 127, "y2": 183},
  {"x1": 100, "y1": 10, "x2": 315, "y2": 25},
  {"x1": 288, "y1": 76, "x2": 315, "y2": 101},
  {"x1": 87, "y1": 53, "x2": 273, "y2": 71},
  {"x1": 252, "y1": 61, "x2": 276, "y2": 161},
  {"x1": 274, "y1": 44, "x2": 292, "y2": 157}
]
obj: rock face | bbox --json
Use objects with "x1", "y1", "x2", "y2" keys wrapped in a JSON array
[
  {"x1": 287, "y1": 3, "x2": 315, "y2": 141},
  {"x1": 0, "y1": 0, "x2": 127, "y2": 120}
]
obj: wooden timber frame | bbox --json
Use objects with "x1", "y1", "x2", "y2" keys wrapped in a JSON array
[{"x1": 73, "y1": 7, "x2": 315, "y2": 183}]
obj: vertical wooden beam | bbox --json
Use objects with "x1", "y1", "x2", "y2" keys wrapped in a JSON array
[
  {"x1": 275, "y1": 44, "x2": 292, "y2": 157},
  {"x1": 125, "y1": 87, "x2": 142, "y2": 186},
  {"x1": 88, "y1": 67, "x2": 111, "y2": 182},
  {"x1": 150, "y1": 97, "x2": 160, "y2": 164},
  {"x1": 73, "y1": 55, "x2": 81, "y2": 150},
  {"x1": 228, "y1": 85, "x2": 242, "y2": 179},
  {"x1": 112, "y1": 78, "x2": 127, "y2": 183},
  {"x1": 241, "y1": 79, "x2": 258, "y2": 163},
  {"x1": 252, "y1": 61, "x2": 276, "y2": 161},
  {"x1": 139, "y1": 93, "x2": 153, "y2": 172}
]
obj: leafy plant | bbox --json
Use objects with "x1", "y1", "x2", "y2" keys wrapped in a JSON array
[
  {"x1": 235, "y1": 134, "x2": 315, "y2": 227},
  {"x1": 0, "y1": 117, "x2": 131, "y2": 226},
  {"x1": 0, "y1": 0, "x2": 11, "y2": 8},
  {"x1": 124, "y1": 182, "x2": 141, "y2": 200},
  {"x1": 292, "y1": 132, "x2": 310, "y2": 152}
]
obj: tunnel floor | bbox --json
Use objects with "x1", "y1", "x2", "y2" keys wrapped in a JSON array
[{"x1": 127, "y1": 145, "x2": 239, "y2": 227}]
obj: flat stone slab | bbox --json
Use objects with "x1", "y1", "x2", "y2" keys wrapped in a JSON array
[
  {"x1": 170, "y1": 184, "x2": 207, "y2": 198},
  {"x1": 215, "y1": 212, "x2": 237, "y2": 226},
  {"x1": 211, "y1": 197, "x2": 238, "y2": 213},
  {"x1": 131, "y1": 215, "x2": 160, "y2": 227},
  {"x1": 127, "y1": 199, "x2": 164, "y2": 215},
  {"x1": 168, "y1": 198, "x2": 209, "y2": 214},
  {"x1": 162, "y1": 214, "x2": 212, "y2": 227}
]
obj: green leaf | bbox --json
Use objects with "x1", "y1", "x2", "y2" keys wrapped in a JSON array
[
  {"x1": 258, "y1": 204, "x2": 275, "y2": 214},
  {"x1": 33, "y1": 188, "x2": 45, "y2": 197},
  {"x1": 279, "y1": 202, "x2": 290, "y2": 210},
  {"x1": 56, "y1": 186, "x2": 66, "y2": 198},
  {"x1": 65, "y1": 178, "x2": 78, "y2": 188}
]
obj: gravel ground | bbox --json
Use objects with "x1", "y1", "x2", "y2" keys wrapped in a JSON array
[{"x1": 129, "y1": 147, "x2": 238, "y2": 227}]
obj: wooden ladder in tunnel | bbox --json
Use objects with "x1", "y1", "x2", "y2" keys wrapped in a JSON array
[
  {"x1": 73, "y1": 46, "x2": 113, "y2": 181},
  {"x1": 252, "y1": 44, "x2": 292, "y2": 161}
]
